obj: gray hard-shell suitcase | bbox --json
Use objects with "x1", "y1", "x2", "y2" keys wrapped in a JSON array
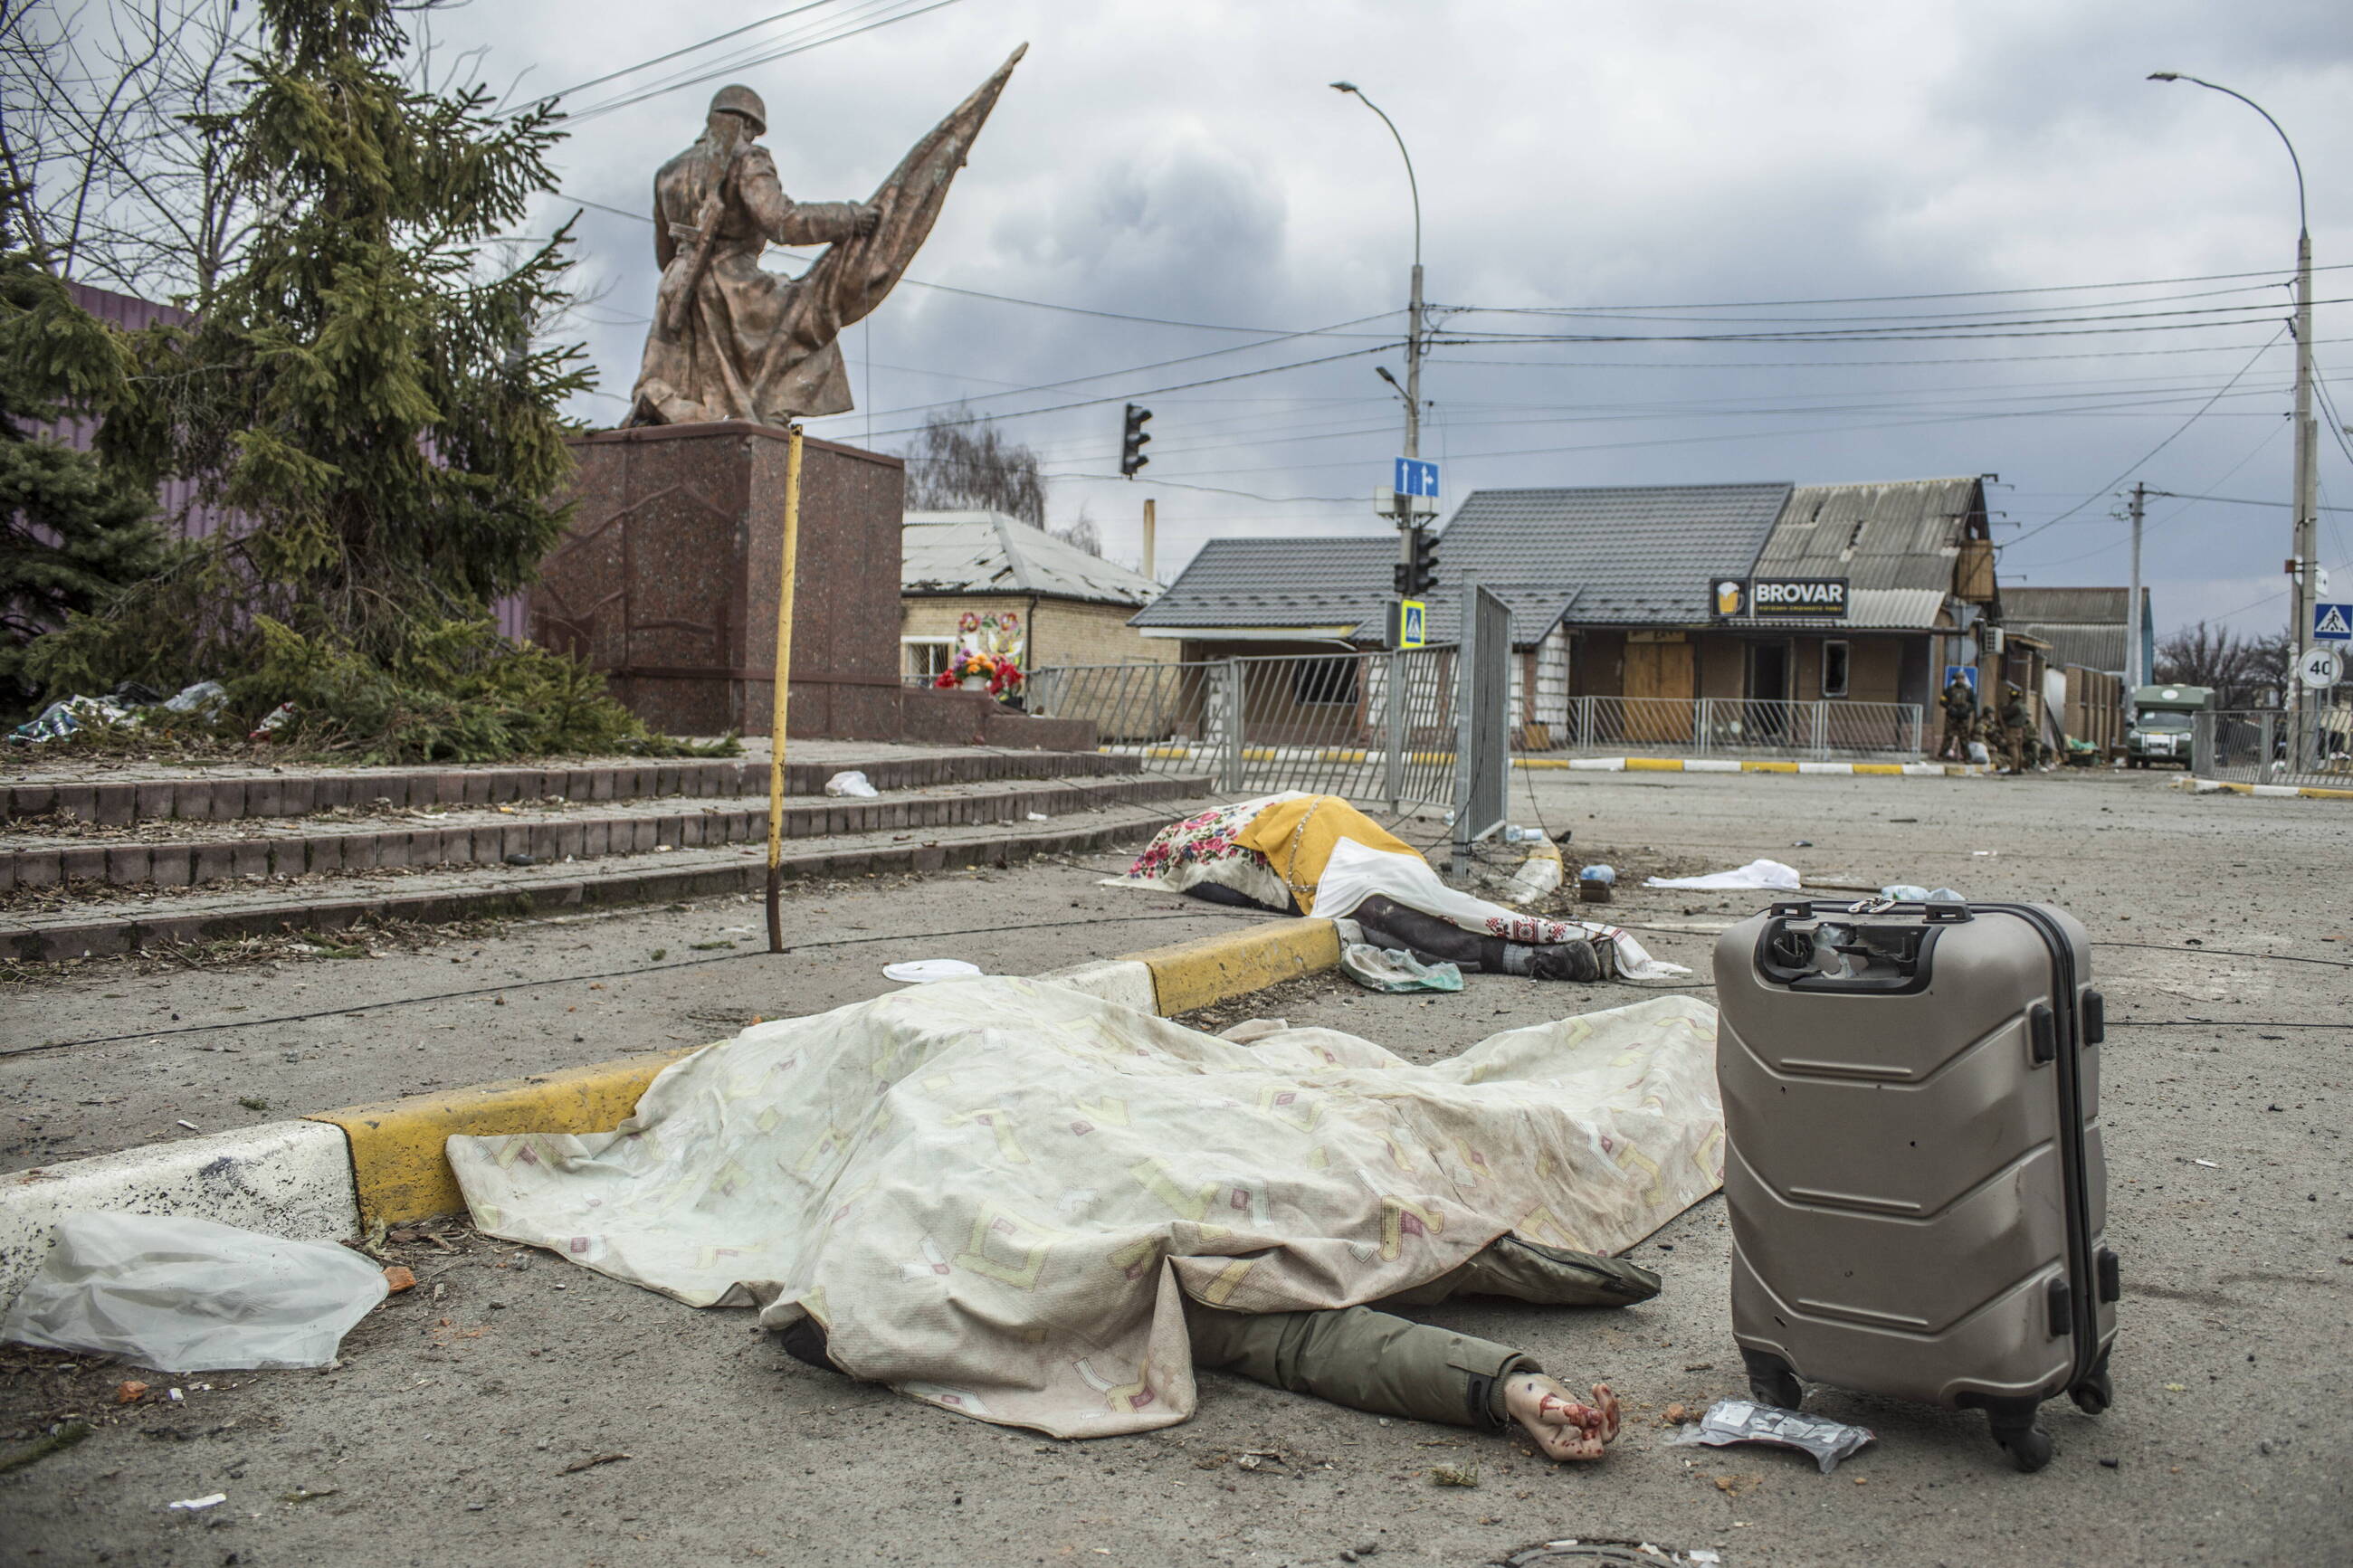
[{"x1": 1712, "y1": 898, "x2": 2119, "y2": 1471}]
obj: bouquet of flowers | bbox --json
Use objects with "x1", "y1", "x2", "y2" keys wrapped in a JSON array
[{"x1": 935, "y1": 649, "x2": 1024, "y2": 697}]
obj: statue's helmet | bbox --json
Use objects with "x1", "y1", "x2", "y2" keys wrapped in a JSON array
[{"x1": 710, "y1": 84, "x2": 767, "y2": 136}]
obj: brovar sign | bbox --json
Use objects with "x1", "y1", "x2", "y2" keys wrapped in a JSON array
[{"x1": 1750, "y1": 577, "x2": 1850, "y2": 618}]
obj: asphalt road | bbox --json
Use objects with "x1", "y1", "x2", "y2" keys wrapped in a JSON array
[{"x1": 3, "y1": 768, "x2": 2348, "y2": 1567}]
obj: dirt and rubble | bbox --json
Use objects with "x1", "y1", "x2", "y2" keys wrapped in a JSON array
[{"x1": 1, "y1": 767, "x2": 2347, "y2": 1566}]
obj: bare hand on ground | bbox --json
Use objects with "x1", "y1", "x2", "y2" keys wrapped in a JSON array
[{"x1": 1504, "y1": 1374, "x2": 1620, "y2": 1461}]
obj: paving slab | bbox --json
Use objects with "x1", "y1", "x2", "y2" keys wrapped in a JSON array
[{"x1": 0, "y1": 770, "x2": 2346, "y2": 1565}]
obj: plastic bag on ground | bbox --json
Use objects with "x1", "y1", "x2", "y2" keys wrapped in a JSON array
[
  {"x1": 1339, "y1": 943, "x2": 1464, "y2": 993},
  {"x1": 1644, "y1": 859, "x2": 1802, "y2": 892},
  {"x1": 1664, "y1": 1397, "x2": 1875, "y2": 1474},
  {"x1": 1504, "y1": 841, "x2": 1564, "y2": 906},
  {"x1": 1, "y1": 1212, "x2": 389, "y2": 1373},
  {"x1": 1967, "y1": 740, "x2": 1991, "y2": 765},
  {"x1": 824, "y1": 770, "x2": 880, "y2": 798}
]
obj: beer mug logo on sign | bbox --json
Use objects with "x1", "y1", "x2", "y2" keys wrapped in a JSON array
[{"x1": 1716, "y1": 580, "x2": 1745, "y2": 616}]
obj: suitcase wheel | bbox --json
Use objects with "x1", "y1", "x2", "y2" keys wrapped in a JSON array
[
  {"x1": 1739, "y1": 1349, "x2": 1805, "y2": 1410},
  {"x1": 2069, "y1": 1371, "x2": 2112, "y2": 1416},
  {"x1": 1995, "y1": 1425, "x2": 2054, "y2": 1472}
]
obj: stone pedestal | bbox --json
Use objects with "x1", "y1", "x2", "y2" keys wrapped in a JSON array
[{"x1": 532, "y1": 423, "x2": 906, "y2": 739}]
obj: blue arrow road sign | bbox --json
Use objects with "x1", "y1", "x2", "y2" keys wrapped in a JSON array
[
  {"x1": 1395, "y1": 457, "x2": 1440, "y2": 499},
  {"x1": 2314, "y1": 602, "x2": 2353, "y2": 642}
]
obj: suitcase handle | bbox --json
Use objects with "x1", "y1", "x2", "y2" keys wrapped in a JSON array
[{"x1": 1755, "y1": 911, "x2": 1944, "y2": 994}]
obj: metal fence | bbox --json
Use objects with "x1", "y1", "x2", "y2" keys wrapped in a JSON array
[
  {"x1": 1453, "y1": 581, "x2": 1512, "y2": 874},
  {"x1": 1515, "y1": 696, "x2": 1925, "y2": 759},
  {"x1": 2194, "y1": 706, "x2": 2353, "y2": 788},
  {"x1": 1024, "y1": 647, "x2": 1464, "y2": 811}
]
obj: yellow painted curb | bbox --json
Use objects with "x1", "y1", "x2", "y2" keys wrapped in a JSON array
[
  {"x1": 310, "y1": 1046, "x2": 700, "y2": 1230},
  {"x1": 1740, "y1": 760, "x2": 1799, "y2": 774},
  {"x1": 2190, "y1": 776, "x2": 2353, "y2": 801},
  {"x1": 1130, "y1": 917, "x2": 1343, "y2": 1016},
  {"x1": 1624, "y1": 757, "x2": 1686, "y2": 772},
  {"x1": 1853, "y1": 763, "x2": 1903, "y2": 775}
]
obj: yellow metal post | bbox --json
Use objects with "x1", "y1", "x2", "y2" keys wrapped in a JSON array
[{"x1": 765, "y1": 424, "x2": 805, "y2": 952}]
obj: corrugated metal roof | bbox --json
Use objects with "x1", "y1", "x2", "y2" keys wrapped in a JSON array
[
  {"x1": 1444, "y1": 483, "x2": 1791, "y2": 626},
  {"x1": 901, "y1": 511, "x2": 1164, "y2": 607},
  {"x1": 2004, "y1": 585, "x2": 2138, "y2": 673},
  {"x1": 1749, "y1": 476, "x2": 1984, "y2": 628},
  {"x1": 2003, "y1": 586, "x2": 2128, "y2": 624},
  {"x1": 1128, "y1": 530, "x2": 1582, "y2": 645}
]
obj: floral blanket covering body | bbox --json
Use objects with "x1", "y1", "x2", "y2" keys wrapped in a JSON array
[{"x1": 449, "y1": 978, "x2": 1725, "y2": 1438}]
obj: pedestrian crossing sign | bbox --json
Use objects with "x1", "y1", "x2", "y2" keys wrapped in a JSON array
[
  {"x1": 1399, "y1": 599, "x2": 1427, "y2": 649},
  {"x1": 2314, "y1": 602, "x2": 2352, "y2": 642}
]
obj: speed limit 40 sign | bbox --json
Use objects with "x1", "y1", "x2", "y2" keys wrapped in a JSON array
[{"x1": 2299, "y1": 644, "x2": 2343, "y2": 689}]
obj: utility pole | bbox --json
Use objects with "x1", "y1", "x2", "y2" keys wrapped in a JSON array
[
  {"x1": 2127, "y1": 482, "x2": 2146, "y2": 690},
  {"x1": 2148, "y1": 71, "x2": 2314, "y2": 759},
  {"x1": 1140, "y1": 497, "x2": 1156, "y2": 583},
  {"x1": 1333, "y1": 81, "x2": 1425, "y2": 636}
]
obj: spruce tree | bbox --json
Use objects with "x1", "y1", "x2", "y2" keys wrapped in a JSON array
[
  {"x1": 0, "y1": 244, "x2": 168, "y2": 722},
  {"x1": 33, "y1": 0, "x2": 673, "y2": 761}
]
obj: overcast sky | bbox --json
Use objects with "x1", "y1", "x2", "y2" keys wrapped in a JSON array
[{"x1": 436, "y1": 0, "x2": 2353, "y2": 638}]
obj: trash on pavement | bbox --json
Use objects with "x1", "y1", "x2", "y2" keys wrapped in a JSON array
[
  {"x1": 881, "y1": 958, "x2": 985, "y2": 984},
  {"x1": 1505, "y1": 840, "x2": 1564, "y2": 905},
  {"x1": 1664, "y1": 1397, "x2": 1875, "y2": 1474},
  {"x1": 1967, "y1": 740, "x2": 1992, "y2": 765},
  {"x1": 6, "y1": 694, "x2": 132, "y2": 745},
  {"x1": 1880, "y1": 884, "x2": 1932, "y2": 901},
  {"x1": 160, "y1": 679, "x2": 227, "y2": 716},
  {"x1": 249, "y1": 701, "x2": 298, "y2": 741},
  {"x1": 1339, "y1": 943, "x2": 1464, "y2": 993},
  {"x1": 114, "y1": 1380, "x2": 149, "y2": 1403},
  {"x1": 824, "y1": 770, "x2": 880, "y2": 798},
  {"x1": 1644, "y1": 860, "x2": 1802, "y2": 892},
  {"x1": 1026, "y1": 812, "x2": 1050, "y2": 822},
  {"x1": 167, "y1": 1493, "x2": 226, "y2": 1512},
  {"x1": 1924, "y1": 887, "x2": 1965, "y2": 902},
  {"x1": 1, "y1": 1212, "x2": 391, "y2": 1373},
  {"x1": 1577, "y1": 864, "x2": 1617, "y2": 884}
]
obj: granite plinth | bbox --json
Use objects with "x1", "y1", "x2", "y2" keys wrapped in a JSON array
[{"x1": 533, "y1": 423, "x2": 905, "y2": 739}]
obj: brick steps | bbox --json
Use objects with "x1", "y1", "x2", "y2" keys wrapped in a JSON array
[
  {"x1": 5, "y1": 794, "x2": 1210, "y2": 962},
  {"x1": 0, "y1": 748, "x2": 1136, "y2": 829},
  {"x1": 0, "y1": 774, "x2": 1204, "y2": 895}
]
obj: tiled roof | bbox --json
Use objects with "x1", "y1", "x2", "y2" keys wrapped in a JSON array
[
  {"x1": 1441, "y1": 483, "x2": 1793, "y2": 626},
  {"x1": 901, "y1": 512, "x2": 1162, "y2": 608},
  {"x1": 1127, "y1": 527, "x2": 1583, "y2": 645}
]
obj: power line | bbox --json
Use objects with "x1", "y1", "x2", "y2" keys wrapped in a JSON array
[
  {"x1": 1434, "y1": 261, "x2": 2353, "y2": 316},
  {"x1": 523, "y1": 0, "x2": 845, "y2": 107},
  {"x1": 2143, "y1": 489, "x2": 2353, "y2": 513},
  {"x1": 556, "y1": 0, "x2": 971, "y2": 124},
  {"x1": 1998, "y1": 328, "x2": 2287, "y2": 549}
]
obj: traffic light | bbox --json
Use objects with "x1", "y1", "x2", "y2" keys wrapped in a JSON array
[
  {"x1": 1119, "y1": 403, "x2": 1153, "y2": 476},
  {"x1": 1391, "y1": 526, "x2": 1438, "y2": 595}
]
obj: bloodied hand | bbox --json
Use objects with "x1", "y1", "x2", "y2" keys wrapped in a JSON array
[{"x1": 1503, "y1": 1373, "x2": 1622, "y2": 1461}]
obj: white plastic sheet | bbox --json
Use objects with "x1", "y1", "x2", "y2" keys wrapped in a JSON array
[
  {"x1": 2, "y1": 1212, "x2": 388, "y2": 1372},
  {"x1": 824, "y1": 770, "x2": 880, "y2": 798},
  {"x1": 1643, "y1": 859, "x2": 1803, "y2": 892},
  {"x1": 451, "y1": 978, "x2": 1724, "y2": 1438},
  {"x1": 1311, "y1": 838, "x2": 1689, "y2": 979}
]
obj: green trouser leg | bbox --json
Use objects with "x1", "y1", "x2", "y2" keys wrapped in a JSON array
[{"x1": 1184, "y1": 1300, "x2": 1535, "y2": 1430}]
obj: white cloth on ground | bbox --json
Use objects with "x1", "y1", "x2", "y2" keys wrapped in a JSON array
[
  {"x1": 1643, "y1": 859, "x2": 1803, "y2": 892},
  {"x1": 449, "y1": 978, "x2": 1724, "y2": 1439}
]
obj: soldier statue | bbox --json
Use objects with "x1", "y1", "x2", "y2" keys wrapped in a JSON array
[{"x1": 628, "y1": 48, "x2": 1024, "y2": 428}]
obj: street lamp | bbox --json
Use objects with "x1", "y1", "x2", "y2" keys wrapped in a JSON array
[
  {"x1": 2148, "y1": 71, "x2": 2318, "y2": 754},
  {"x1": 1330, "y1": 81, "x2": 1425, "y2": 461}
]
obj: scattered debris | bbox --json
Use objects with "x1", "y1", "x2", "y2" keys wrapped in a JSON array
[
  {"x1": 1660, "y1": 1402, "x2": 1693, "y2": 1426},
  {"x1": 1665, "y1": 1398, "x2": 1875, "y2": 1474},
  {"x1": 559, "y1": 1451, "x2": 632, "y2": 1474},
  {"x1": 1234, "y1": 1449, "x2": 1285, "y2": 1471},
  {"x1": 281, "y1": 1486, "x2": 339, "y2": 1503},
  {"x1": 1338, "y1": 943, "x2": 1463, "y2": 993},
  {"x1": 115, "y1": 1379, "x2": 150, "y2": 1403},
  {"x1": 1429, "y1": 1463, "x2": 1480, "y2": 1487},
  {"x1": 383, "y1": 1266, "x2": 416, "y2": 1293},
  {"x1": 824, "y1": 770, "x2": 880, "y2": 798},
  {"x1": 167, "y1": 1492, "x2": 226, "y2": 1512}
]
